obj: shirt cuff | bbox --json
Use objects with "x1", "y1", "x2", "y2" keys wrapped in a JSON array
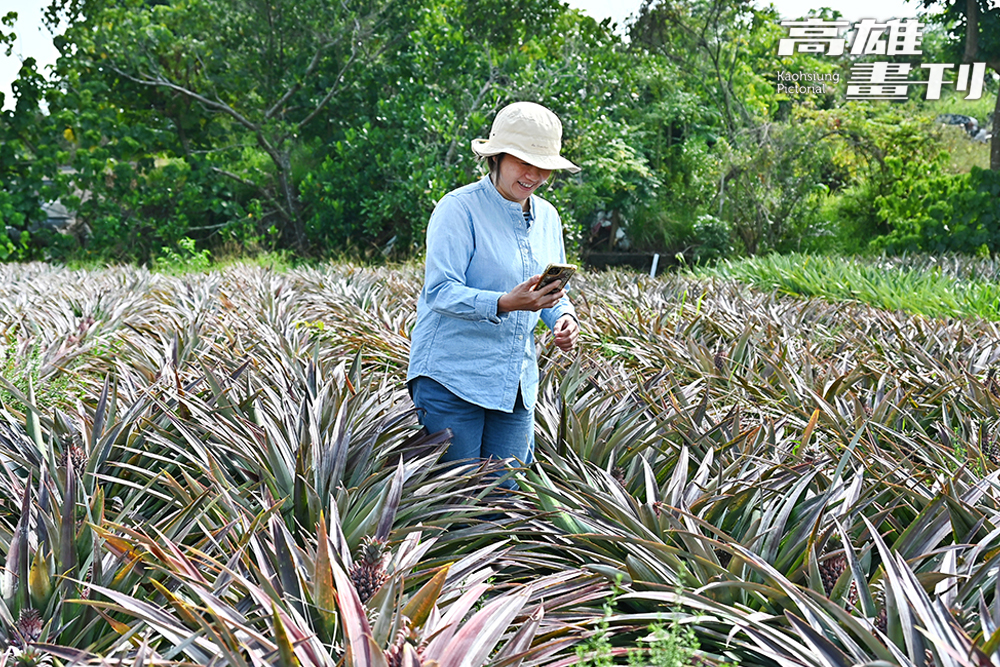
[
  {"x1": 549, "y1": 303, "x2": 577, "y2": 326},
  {"x1": 475, "y1": 290, "x2": 506, "y2": 324}
]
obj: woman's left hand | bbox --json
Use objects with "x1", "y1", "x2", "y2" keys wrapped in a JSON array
[{"x1": 553, "y1": 315, "x2": 579, "y2": 352}]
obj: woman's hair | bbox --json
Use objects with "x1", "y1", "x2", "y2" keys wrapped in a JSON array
[{"x1": 486, "y1": 153, "x2": 505, "y2": 179}]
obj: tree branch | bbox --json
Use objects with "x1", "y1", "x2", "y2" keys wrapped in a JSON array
[
  {"x1": 265, "y1": 27, "x2": 349, "y2": 120},
  {"x1": 107, "y1": 65, "x2": 264, "y2": 138},
  {"x1": 444, "y1": 59, "x2": 496, "y2": 170},
  {"x1": 210, "y1": 166, "x2": 257, "y2": 189},
  {"x1": 295, "y1": 46, "x2": 361, "y2": 131},
  {"x1": 106, "y1": 63, "x2": 291, "y2": 180},
  {"x1": 211, "y1": 166, "x2": 290, "y2": 220}
]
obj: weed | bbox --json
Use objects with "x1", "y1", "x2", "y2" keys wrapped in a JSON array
[
  {"x1": 692, "y1": 253, "x2": 1000, "y2": 322},
  {"x1": 212, "y1": 246, "x2": 298, "y2": 272},
  {"x1": 577, "y1": 572, "x2": 708, "y2": 667},
  {"x1": 153, "y1": 237, "x2": 213, "y2": 274},
  {"x1": 0, "y1": 344, "x2": 81, "y2": 414},
  {"x1": 574, "y1": 600, "x2": 615, "y2": 667},
  {"x1": 575, "y1": 613, "x2": 703, "y2": 667},
  {"x1": 628, "y1": 621, "x2": 698, "y2": 667}
]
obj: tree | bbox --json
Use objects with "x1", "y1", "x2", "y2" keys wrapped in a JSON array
[
  {"x1": 299, "y1": 0, "x2": 654, "y2": 256},
  {"x1": 46, "y1": 0, "x2": 421, "y2": 252},
  {"x1": 0, "y1": 11, "x2": 67, "y2": 259},
  {"x1": 627, "y1": 0, "x2": 842, "y2": 255},
  {"x1": 921, "y1": 0, "x2": 1000, "y2": 169}
]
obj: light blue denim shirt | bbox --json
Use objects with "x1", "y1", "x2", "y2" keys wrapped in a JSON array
[{"x1": 407, "y1": 175, "x2": 576, "y2": 412}]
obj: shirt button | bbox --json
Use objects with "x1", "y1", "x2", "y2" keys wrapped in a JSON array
[{"x1": 518, "y1": 335, "x2": 523, "y2": 340}]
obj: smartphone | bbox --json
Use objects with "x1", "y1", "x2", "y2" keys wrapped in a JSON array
[{"x1": 534, "y1": 263, "x2": 577, "y2": 292}]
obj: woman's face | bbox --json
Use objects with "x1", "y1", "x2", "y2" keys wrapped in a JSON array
[{"x1": 492, "y1": 155, "x2": 552, "y2": 206}]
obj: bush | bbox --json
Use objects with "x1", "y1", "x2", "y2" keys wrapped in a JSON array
[
  {"x1": 792, "y1": 104, "x2": 953, "y2": 254},
  {"x1": 0, "y1": 190, "x2": 29, "y2": 260},
  {"x1": 298, "y1": 122, "x2": 454, "y2": 258},
  {"x1": 872, "y1": 161, "x2": 1000, "y2": 256},
  {"x1": 691, "y1": 214, "x2": 732, "y2": 264},
  {"x1": 67, "y1": 157, "x2": 254, "y2": 264},
  {"x1": 153, "y1": 236, "x2": 213, "y2": 274},
  {"x1": 717, "y1": 123, "x2": 832, "y2": 256}
]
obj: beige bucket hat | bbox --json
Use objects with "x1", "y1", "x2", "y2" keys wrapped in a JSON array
[{"x1": 471, "y1": 102, "x2": 581, "y2": 173}]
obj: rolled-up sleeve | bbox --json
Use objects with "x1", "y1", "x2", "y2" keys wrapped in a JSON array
[
  {"x1": 541, "y1": 296, "x2": 577, "y2": 330},
  {"x1": 423, "y1": 196, "x2": 506, "y2": 325},
  {"x1": 407, "y1": 176, "x2": 577, "y2": 412}
]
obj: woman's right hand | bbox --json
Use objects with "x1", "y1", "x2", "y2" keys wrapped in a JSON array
[{"x1": 497, "y1": 275, "x2": 566, "y2": 313}]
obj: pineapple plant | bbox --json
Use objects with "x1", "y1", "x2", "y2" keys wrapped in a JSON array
[
  {"x1": 12, "y1": 609, "x2": 41, "y2": 647},
  {"x1": 0, "y1": 258, "x2": 998, "y2": 666},
  {"x1": 57, "y1": 432, "x2": 87, "y2": 475},
  {"x1": 349, "y1": 535, "x2": 389, "y2": 604}
]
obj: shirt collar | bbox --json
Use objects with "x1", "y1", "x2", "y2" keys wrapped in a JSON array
[
  {"x1": 479, "y1": 174, "x2": 534, "y2": 225},
  {"x1": 523, "y1": 198, "x2": 535, "y2": 227}
]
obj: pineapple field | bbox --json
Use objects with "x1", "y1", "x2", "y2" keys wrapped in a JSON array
[{"x1": 0, "y1": 259, "x2": 999, "y2": 666}]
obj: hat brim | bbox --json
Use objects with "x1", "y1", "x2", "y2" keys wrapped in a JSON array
[{"x1": 471, "y1": 139, "x2": 581, "y2": 173}]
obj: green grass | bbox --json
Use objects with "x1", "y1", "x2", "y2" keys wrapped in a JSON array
[
  {"x1": 690, "y1": 253, "x2": 1000, "y2": 321},
  {"x1": 64, "y1": 244, "x2": 300, "y2": 274},
  {"x1": 0, "y1": 342, "x2": 83, "y2": 414},
  {"x1": 937, "y1": 124, "x2": 991, "y2": 173}
]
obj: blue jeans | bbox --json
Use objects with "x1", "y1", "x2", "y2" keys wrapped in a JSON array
[{"x1": 409, "y1": 376, "x2": 534, "y2": 483}]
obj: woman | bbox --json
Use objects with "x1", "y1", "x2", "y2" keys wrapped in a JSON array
[{"x1": 407, "y1": 101, "x2": 581, "y2": 481}]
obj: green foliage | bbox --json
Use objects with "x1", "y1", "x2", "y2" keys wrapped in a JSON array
[
  {"x1": 873, "y1": 162, "x2": 1000, "y2": 255},
  {"x1": 38, "y1": 0, "x2": 427, "y2": 255},
  {"x1": 0, "y1": 0, "x2": 996, "y2": 264},
  {"x1": 628, "y1": 622, "x2": 700, "y2": 667},
  {"x1": 576, "y1": 613, "x2": 701, "y2": 667},
  {"x1": 68, "y1": 158, "x2": 229, "y2": 263},
  {"x1": 622, "y1": 2, "x2": 854, "y2": 256},
  {"x1": 690, "y1": 214, "x2": 732, "y2": 264},
  {"x1": 0, "y1": 191, "x2": 30, "y2": 261},
  {"x1": 152, "y1": 236, "x2": 213, "y2": 274},
  {"x1": 782, "y1": 104, "x2": 966, "y2": 254},
  {"x1": 554, "y1": 128, "x2": 661, "y2": 251},
  {"x1": 0, "y1": 11, "x2": 16, "y2": 60},
  {"x1": 0, "y1": 54, "x2": 61, "y2": 260},
  {"x1": 0, "y1": 343, "x2": 81, "y2": 413},
  {"x1": 574, "y1": 575, "x2": 703, "y2": 667},
  {"x1": 692, "y1": 252, "x2": 1000, "y2": 320},
  {"x1": 299, "y1": 120, "x2": 451, "y2": 256},
  {"x1": 299, "y1": 0, "x2": 648, "y2": 255},
  {"x1": 916, "y1": 0, "x2": 1000, "y2": 170},
  {"x1": 627, "y1": 207, "x2": 697, "y2": 256}
]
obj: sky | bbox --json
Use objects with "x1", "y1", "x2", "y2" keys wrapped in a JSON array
[{"x1": 1, "y1": 0, "x2": 927, "y2": 111}]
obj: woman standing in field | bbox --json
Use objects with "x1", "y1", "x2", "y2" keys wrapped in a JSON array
[{"x1": 407, "y1": 101, "x2": 581, "y2": 484}]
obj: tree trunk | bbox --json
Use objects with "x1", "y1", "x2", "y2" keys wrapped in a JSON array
[
  {"x1": 965, "y1": 0, "x2": 979, "y2": 61},
  {"x1": 961, "y1": 0, "x2": 999, "y2": 171},
  {"x1": 275, "y1": 149, "x2": 308, "y2": 252},
  {"x1": 992, "y1": 87, "x2": 1000, "y2": 171}
]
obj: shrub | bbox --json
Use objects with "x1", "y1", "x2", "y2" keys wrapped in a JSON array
[
  {"x1": 691, "y1": 214, "x2": 732, "y2": 264},
  {"x1": 872, "y1": 161, "x2": 1000, "y2": 256},
  {"x1": 153, "y1": 236, "x2": 213, "y2": 274},
  {"x1": 0, "y1": 190, "x2": 29, "y2": 261}
]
